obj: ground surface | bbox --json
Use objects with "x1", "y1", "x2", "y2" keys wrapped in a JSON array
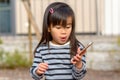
[{"x1": 0, "y1": 68, "x2": 120, "y2": 80}]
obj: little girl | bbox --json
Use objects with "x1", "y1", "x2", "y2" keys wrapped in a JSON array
[{"x1": 30, "y1": 2, "x2": 86, "y2": 80}]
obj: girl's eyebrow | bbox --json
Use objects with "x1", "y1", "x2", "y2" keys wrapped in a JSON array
[{"x1": 67, "y1": 23, "x2": 72, "y2": 25}]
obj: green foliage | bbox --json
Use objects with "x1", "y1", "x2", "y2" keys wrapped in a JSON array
[
  {"x1": 117, "y1": 36, "x2": 120, "y2": 46},
  {"x1": 0, "y1": 49, "x2": 4, "y2": 62},
  {"x1": 0, "y1": 38, "x2": 3, "y2": 44},
  {"x1": 0, "y1": 49, "x2": 32, "y2": 69}
]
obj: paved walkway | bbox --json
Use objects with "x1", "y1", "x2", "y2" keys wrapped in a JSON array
[{"x1": 0, "y1": 68, "x2": 120, "y2": 80}]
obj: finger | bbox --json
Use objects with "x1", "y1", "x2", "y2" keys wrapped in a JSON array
[
  {"x1": 76, "y1": 54, "x2": 82, "y2": 60},
  {"x1": 39, "y1": 63, "x2": 48, "y2": 69},
  {"x1": 37, "y1": 69, "x2": 45, "y2": 74},
  {"x1": 80, "y1": 49, "x2": 86, "y2": 56},
  {"x1": 77, "y1": 47, "x2": 86, "y2": 56},
  {"x1": 41, "y1": 63, "x2": 48, "y2": 67},
  {"x1": 77, "y1": 48, "x2": 81, "y2": 54},
  {"x1": 36, "y1": 67, "x2": 46, "y2": 75},
  {"x1": 37, "y1": 64, "x2": 48, "y2": 73},
  {"x1": 73, "y1": 56, "x2": 80, "y2": 62},
  {"x1": 38, "y1": 65, "x2": 48, "y2": 73},
  {"x1": 72, "y1": 56, "x2": 80, "y2": 63},
  {"x1": 71, "y1": 58, "x2": 77, "y2": 65},
  {"x1": 38, "y1": 68, "x2": 46, "y2": 72}
]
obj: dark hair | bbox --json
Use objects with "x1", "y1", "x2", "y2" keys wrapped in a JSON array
[{"x1": 35, "y1": 2, "x2": 79, "y2": 57}]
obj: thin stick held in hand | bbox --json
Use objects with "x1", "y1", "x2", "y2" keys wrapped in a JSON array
[{"x1": 79, "y1": 42, "x2": 93, "y2": 56}]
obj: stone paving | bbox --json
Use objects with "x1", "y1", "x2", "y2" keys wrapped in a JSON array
[{"x1": 0, "y1": 68, "x2": 120, "y2": 80}]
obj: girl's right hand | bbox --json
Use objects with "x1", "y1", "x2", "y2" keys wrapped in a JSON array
[{"x1": 36, "y1": 63, "x2": 48, "y2": 75}]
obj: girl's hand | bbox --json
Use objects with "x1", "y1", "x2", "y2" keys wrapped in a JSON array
[
  {"x1": 36, "y1": 63, "x2": 48, "y2": 75},
  {"x1": 71, "y1": 48, "x2": 86, "y2": 69}
]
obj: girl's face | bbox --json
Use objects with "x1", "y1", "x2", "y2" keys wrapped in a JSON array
[{"x1": 48, "y1": 17, "x2": 72, "y2": 45}]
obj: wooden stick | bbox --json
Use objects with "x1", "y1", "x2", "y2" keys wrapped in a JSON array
[{"x1": 22, "y1": 0, "x2": 41, "y2": 41}]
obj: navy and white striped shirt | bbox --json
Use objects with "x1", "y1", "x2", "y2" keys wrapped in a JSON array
[{"x1": 30, "y1": 41, "x2": 86, "y2": 80}]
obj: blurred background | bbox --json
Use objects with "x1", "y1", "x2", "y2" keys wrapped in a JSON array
[{"x1": 0, "y1": 0, "x2": 120, "y2": 80}]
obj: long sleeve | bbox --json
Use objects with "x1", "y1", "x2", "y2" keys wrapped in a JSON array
[
  {"x1": 72, "y1": 54, "x2": 87, "y2": 80},
  {"x1": 30, "y1": 49, "x2": 44, "y2": 80}
]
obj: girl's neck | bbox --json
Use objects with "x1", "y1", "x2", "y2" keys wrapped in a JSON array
[{"x1": 49, "y1": 41, "x2": 70, "y2": 47}]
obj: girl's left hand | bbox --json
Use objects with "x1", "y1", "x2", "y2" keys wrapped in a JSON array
[{"x1": 71, "y1": 48, "x2": 86, "y2": 69}]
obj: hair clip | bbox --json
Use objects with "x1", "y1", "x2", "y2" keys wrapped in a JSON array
[{"x1": 49, "y1": 8, "x2": 54, "y2": 14}]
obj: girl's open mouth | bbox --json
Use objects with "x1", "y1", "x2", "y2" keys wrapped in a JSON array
[{"x1": 61, "y1": 37, "x2": 67, "y2": 41}]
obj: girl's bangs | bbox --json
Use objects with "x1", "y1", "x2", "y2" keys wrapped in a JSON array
[{"x1": 49, "y1": 8, "x2": 73, "y2": 27}]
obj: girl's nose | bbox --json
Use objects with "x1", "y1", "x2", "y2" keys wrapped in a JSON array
[{"x1": 61, "y1": 28, "x2": 66, "y2": 34}]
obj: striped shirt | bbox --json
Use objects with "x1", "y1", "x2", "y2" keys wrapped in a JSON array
[{"x1": 30, "y1": 41, "x2": 86, "y2": 80}]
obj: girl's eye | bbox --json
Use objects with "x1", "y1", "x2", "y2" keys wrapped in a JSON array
[
  {"x1": 56, "y1": 27, "x2": 61, "y2": 29},
  {"x1": 66, "y1": 25, "x2": 72, "y2": 28},
  {"x1": 55, "y1": 25, "x2": 61, "y2": 29}
]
